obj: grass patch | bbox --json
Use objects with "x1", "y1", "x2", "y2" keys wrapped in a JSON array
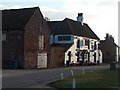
[{"x1": 51, "y1": 69, "x2": 119, "y2": 89}]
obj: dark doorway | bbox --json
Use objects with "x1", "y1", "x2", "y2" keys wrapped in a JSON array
[
  {"x1": 77, "y1": 51, "x2": 80, "y2": 62},
  {"x1": 88, "y1": 52, "x2": 90, "y2": 62},
  {"x1": 68, "y1": 51, "x2": 71, "y2": 62},
  {"x1": 81, "y1": 51, "x2": 85, "y2": 64},
  {"x1": 94, "y1": 52, "x2": 96, "y2": 63}
]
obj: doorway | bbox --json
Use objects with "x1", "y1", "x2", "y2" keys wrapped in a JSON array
[{"x1": 37, "y1": 53, "x2": 47, "y2": 68}]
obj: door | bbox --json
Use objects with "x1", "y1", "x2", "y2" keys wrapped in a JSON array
[
  {"x1": 94, "y1": 52, "x2": 96, "y2": 63},
  {"x1": 37, "y1": 53, "x2": 47, "y2": 68}
]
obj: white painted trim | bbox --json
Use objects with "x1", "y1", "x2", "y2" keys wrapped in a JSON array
[
  {"x1": 39, "y1": 35, "x2": 44, "y2": 50},
  {"x1": 116, "y1": 47, "x2": 119, "y2": 62},
  {"x1": 65, "y1": 35, "x2": 103, "y2": 64}
]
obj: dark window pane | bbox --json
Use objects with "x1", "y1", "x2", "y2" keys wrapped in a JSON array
[
  {"x1": 85, "y1": 39, "x2": 89, "y2": 45},
  {"x1": 94, "y1": 42, "x2": 97, "y2": 50},
  {"x1": 77, "y1": 40, "x2": 80, "y2": 48},
  {"x1": 80, "y1": 39, "x2": 84, "y2": 46},
  {"x1": 58, "y1": 36, "x2": 71, "y2": 41}
]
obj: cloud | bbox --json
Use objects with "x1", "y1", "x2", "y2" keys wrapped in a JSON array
[
  {"x1": 85, "y1": 4, "x2": 118, "y2": 41},
  {"x1": 0, "y1": 0, "x2": 119, "y2": 45},
  {"x1": 0, "y1": 4, "x2": 24, "y2": 10},
  {"x1": 0, "y1": 4, "x2": 7, "y2": 10}
]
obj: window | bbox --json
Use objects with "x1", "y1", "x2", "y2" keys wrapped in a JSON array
[
  {"x1": 58, "y1": 36, "x2": 71, "y2": 41},
  {"x1": 80, "y1": 39, "x2": 84, "y2": 46},
  {"x1": 77, "y1": 51, "x2": 80, "y2": 62},
  {"x1": 85, "y1": 39, "x2": 89, "y2": 45},
  {"x1": 85, "y1": 39, "x2": 90, "y2": 49},
  {"x1": 67, "y1": 51, "x2": 71, "y2": 56},
  {"x1": 77, "y1": 39, "x2": 80, "y2": 48},
  {"x1": 67, "y1": 51, "x2": 71, "y2": 62},
  {"x1": 2, "y1": 33, "x2": 6, "y2": 41},
  {"x1": 94, "y1": 42, "x2": 97, "y2": 50},
  {"x1": 91, "y1": 42, "x2": 94, "y2": 50},
  {"x1": 39, "y1": 35, "x2": 44, "y2": 50}
]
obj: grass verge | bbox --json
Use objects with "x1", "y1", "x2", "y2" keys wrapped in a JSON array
[{"x1": 50, "y1": 69, "x2": 119, "y2": 89}]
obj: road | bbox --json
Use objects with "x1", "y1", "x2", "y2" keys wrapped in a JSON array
[{"x1": 2, "y1": 64, "x2": 110, "y2": 88}]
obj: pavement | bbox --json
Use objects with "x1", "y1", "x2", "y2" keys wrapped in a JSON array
[
  {"x1": 1, "y1": 64, "x2": 119, "y2": 89},
  {"x1": 2, "y1": 63, "x2": 110, "y2": 75}
]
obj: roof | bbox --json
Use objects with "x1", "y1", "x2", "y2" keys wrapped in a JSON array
[
  {"x1": 82, "y1": 23, "x2": 99, "y2": 40},
  {"x1": 47, "y1": 18, "x2": 99, "y2": 40},
  {"x1": 100, "y1": 40, "x2": 120, "y2": 48},
  {"x1": 2, "y1": 7, "x2": 39, "y2": 30},
  {"x1": 100, "y1": 40, "x2": 105, "y2": 43},
  {"x1": 47, "y1": 20, "x2": 73, "y2": 35}
]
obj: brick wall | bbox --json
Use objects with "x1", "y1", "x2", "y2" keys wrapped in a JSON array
[
  {"x1": 100, "y1": 40, "x2": 116, "y2": 63},
  {"x1": 2, "y1": 30, "x2": 24, "y2": 69},
  {"x1": 24, "y1": 8, "x2": 50, "y2": 69},
  {"x1": 49, "y1": 47, "x2": 65, "y2": 68},
  {"x1": 2, "y1": 8, "x2": 50, "y2": 69}
]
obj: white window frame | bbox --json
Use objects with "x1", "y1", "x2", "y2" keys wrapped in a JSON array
[
  {"x1": 90, "y1": 41, "x2": 94, "y2": 51},
  {"x1": 39, "y1": 35, "x2": 44, "y2": 50}
]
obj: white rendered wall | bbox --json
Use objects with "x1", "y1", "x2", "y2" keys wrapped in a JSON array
[
  {"x1": 116, "y1": 47, "x2": 119, "y2": 62},
  {"x1": 99, "y1": 50, "x2": 103, "y2": 63},
  {"x1": 77, "y1": 16, "x2": 83, "y2": 23},
  {"x1": 65, "y1": 36, "x2": 82, "y2": 64},
  {"x1": 65, "y1": 35, "x2": 103, "y2": 64}
]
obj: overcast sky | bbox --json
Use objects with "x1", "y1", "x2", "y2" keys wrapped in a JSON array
[{"x1": 0, "y1": 0, "x2": 119, "y2": 45}]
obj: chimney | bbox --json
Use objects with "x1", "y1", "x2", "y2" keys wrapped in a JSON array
[
  {"x1": 105, "y1": 33, "x2": 110, "y2": 40},
  {"x1": 105, "y1": 33, "x2": 114, "y2": 42},
  {"x1": 106, "y1": 33, "x2": 109, "y2": 39},
  {"x1": 77, "y1": 13, "x2": 83, "y2": 24}
]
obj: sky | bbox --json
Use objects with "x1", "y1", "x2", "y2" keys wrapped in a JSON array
[{"x1": 0, "y1": 0, "x2": 119, "y2": 45}]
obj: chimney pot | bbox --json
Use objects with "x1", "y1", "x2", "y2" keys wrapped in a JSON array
[
  {"x1": 78, "y1": 13, "x2": 83, "y2": 16},
  {"x1": 77, "y1": 13, "x2": 83, "y2": 24}
]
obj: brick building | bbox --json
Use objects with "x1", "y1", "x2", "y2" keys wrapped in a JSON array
[
  {"x1": 47, "y1": 13, "x2": 102, "y2": 67},
  {"x1": 2, "y1": 7, "x2": 50, "y2": 69},
  {"x1": 49, "y1": 44, "x2": 73, "y2": 68},
  {"x1": 99, "y1": 33, "x2": 119, "y2": 63}
]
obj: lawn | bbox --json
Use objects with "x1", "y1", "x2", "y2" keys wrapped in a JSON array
[{"x1": 51, "y1": 69, "x2": 119, "y2": 89}]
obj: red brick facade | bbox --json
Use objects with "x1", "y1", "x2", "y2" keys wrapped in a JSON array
[
  {"x1": 2, "y1": 30, "x2": 24, "y2": 69},
  {"x1": 24, "y1": 8, "x2": 50, "y2": 69},
  {"x1": 49, "y1": 47, "x2": 65, "y2": 68},
  {"x1": 2, "y1": 7, "x2": 50, "y2": 69},
  {"x1": 99, "y1": 34, "x2": 119, "y2": 63}
]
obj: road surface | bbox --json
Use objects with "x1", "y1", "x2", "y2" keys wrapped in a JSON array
[{"x1": 2, "y1": 64, "x2": 110, "y2": 88}]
